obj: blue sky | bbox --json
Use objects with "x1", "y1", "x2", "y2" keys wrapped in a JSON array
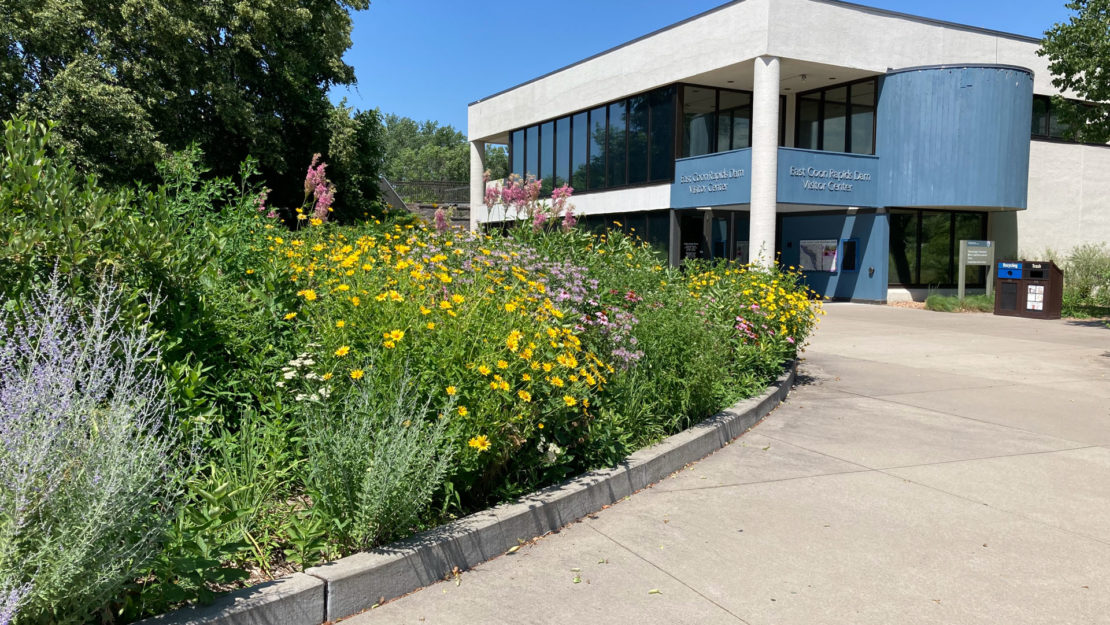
[{"x1": 328, "y1": 0, "x2": 1073, "y2": 135}]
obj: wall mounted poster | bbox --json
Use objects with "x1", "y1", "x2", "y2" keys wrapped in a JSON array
[{"x1": 799, "y1": 239, "x2": 838, "y2": 272}]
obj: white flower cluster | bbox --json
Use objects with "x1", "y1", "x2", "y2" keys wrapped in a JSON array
[
  {"x1": 536, "y1": 436, "x2": 564, "y2": 464},
  {"x1": 277, "y1": 352, "x2": 330, "y2": 402}
]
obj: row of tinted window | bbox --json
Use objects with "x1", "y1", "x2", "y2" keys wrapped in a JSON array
[
  {"x1": 681, "y1": 86, "x2": 786, "y2": 157},
  {"x1": 888, "y1": 209, "x2": 987, "y2": 287},
  {"x1": 796, "y1": 78, "x2": 877, "y2": 155},
  {"x1": 509, "y1": 86, "x2": 676, "y2": 195},
  {"x1": 579, "y1": 211, "x2": 671, "y2": 256}
]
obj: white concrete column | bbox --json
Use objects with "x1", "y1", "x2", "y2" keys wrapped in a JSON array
[
  {"x1": 469, "y1": 140, "x2": 486, "y2": 231},
  {"x1": 750, "y1": 55, "x2": 780, "y2": 267}
]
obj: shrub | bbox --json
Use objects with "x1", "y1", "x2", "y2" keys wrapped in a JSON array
[
  {"x1": 1060, "y1": 243, "x2": 1110, "y2": 316},
  {"x1": 0, "y1": 277, "x2": 181, "y2": 625},
  {"x1": 303, "y1": 376, "x2": 455, "y2": 551}
]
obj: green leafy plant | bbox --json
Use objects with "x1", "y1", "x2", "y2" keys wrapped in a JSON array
[{"x1": 118, "y1": 482, "x2": 250, "y2": 620}]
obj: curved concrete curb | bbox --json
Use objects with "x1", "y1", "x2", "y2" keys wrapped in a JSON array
[{"x1": 140, "y1": 362, "x2": 797, "y2": 624}]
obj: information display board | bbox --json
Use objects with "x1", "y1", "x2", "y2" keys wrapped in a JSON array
[
  {"x1": 958, "y1": 240, "x2": 995, "y2": 299},
  {"x1": 798, "y1": 239, "x2": 838, "y2": 272}
]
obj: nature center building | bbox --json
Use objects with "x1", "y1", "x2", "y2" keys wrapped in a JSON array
[{"x1": 466, "y1": 0, "x2": 1110, "y2": 303}]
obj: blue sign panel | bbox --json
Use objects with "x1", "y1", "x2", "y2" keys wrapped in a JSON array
[
  {"x1": 671, "y1": 148, "x2": 751, "y2": 208},
  {"x1": 776, "y1": 148, "x2": 880, "y2": 207},
  {"x1": 998, "y1": 261, "x2": 1022, "y2": 279}
]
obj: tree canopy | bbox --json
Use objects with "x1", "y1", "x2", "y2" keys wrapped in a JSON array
[
  {"x1": 1, "y1": 0, "x2": 381, "y2": 215},
  {"x1": 379, "y1": 112, "x2": 508, "y2": 183},
  {"x1": 1039, "y1": 0, "x2": 1110, "y2": 143}
]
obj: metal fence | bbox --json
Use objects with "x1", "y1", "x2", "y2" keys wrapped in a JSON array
[{"x1": 391, "y1": 180, "x2": 469, "y2": 205}]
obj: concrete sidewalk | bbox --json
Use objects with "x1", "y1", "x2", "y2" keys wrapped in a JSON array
[{"x1": 349, "y1": 305, "x2": 1110, "y2": 625}]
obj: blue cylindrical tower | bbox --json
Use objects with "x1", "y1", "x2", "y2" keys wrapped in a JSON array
[{"x1": 877, "y1": 65, "x2": 1033, "y2": 209}]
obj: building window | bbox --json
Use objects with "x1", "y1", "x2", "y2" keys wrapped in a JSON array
[
  {"x1": 607, "y1": 101, "x2": 628, "y2": 187},
  {"x1": 682, "y1": 86, "x2": 717, "y2": 157},
  {"x1": 888, "y1": 209, "x2": 987, "y2": 287},
  {"x1": 506, "y1": 85, "x2": 678, "y2": 196},
  {"x1": 717, "y1": 91, "x2": 752, "y2": 152},
  {"x1": 555, "y1": 116, "x2": 570, "y2": 188},
  {"x1": 525, "y1": 126, "x2": 538, "y2": 181},
  {"x1": 539, "y1": 121, "x2": 554, "y2": 195},
  {"x1": 571, "y1": 111, "x2": 588, "y2": 191},
  {"x1": 510, "y1": 130, "x2": 524, "y2": 178},
  {"x1": 794, "y1": 77, "x2": 877, "y2": 155},
  {"x1": 648, "y1": 87, "x2": 676, "y2": 182},
  {"x1": 681, "y1": 85, "x2": 786, "y2": 157},
  {"x1": 628, "y1": 95, "x2": 649, "y2": 185},
  {"x1": 588, "y1": 106, "x2": 606, "y2": 190},
  {"x1": 1030, "y1": 94, "x2": 1101, "y2": 142}
]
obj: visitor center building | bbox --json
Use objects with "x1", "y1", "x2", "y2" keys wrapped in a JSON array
[{"x1": 466, "y1": 0, "x2": 1110, "y2": 302}]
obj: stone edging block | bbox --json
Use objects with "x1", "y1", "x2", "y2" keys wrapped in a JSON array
[
  {"x1": 145, "y1": 362, "x2": 796, "y2": 624},
  {"x1": 135, "y1": 572, "x2": 324, "y2": 625}
]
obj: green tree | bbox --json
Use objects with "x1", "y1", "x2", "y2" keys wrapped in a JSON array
[
  {"x1": 378, "y1": 112, "x2": 508, "y2": 184},
  {"x1": 484, "y1": 144, "x2": 509, "y2": 180},
  {"x1": 1039, "y1": 0, "x2": 1110, "y2": 143},
  {"x1": 326, "y1": 102, "x2": 386, "y2": 222},
  {"x1": 1, "y1": 0, "x2": 382, "y2": 212},
  {"x1": 380, "y1": 113, "x2": 469, "y2": 182}
]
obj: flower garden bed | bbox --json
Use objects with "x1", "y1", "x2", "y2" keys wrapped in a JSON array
[{"x1": 0, "y1": 121, "x2": 822, "y2": 624}]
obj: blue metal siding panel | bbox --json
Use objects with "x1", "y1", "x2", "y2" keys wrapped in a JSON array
[
  {"x1": 877, "y1": 67, "x2": 1032, "y2": 209},
  {"x1": 780, "y1": 213, "x2": 889, "y2": 301},
  {"x1": 777, "y1": 148, "x2": 881, "y2": 207},
  {"x1": 671, "y1": 148, "x2": 751, "y2": 208}
]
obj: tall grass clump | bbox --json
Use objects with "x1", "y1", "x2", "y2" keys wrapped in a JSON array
[{"x1": 0, "y1": 277, "x2": 181, "y2": 625}]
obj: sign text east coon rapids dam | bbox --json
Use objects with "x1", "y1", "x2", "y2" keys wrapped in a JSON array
[
  {"x1": 790, "y1": 166, "x2": 871, "y2": 192},
  {"x1": 680, "y1": 168, "x2": 745, "y2": 194}
]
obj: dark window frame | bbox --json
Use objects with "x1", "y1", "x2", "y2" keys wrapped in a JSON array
[
  {"x1": 887, "y1": 208, "x2": 988, "y2": 288},
  {"x1": 793, "y1": 76, "x2": 878, "y2": 155}
]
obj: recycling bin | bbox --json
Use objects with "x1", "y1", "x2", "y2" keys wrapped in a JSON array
[{"x1": 993, "y1": 260, "x2": 1064, "y2": 319}]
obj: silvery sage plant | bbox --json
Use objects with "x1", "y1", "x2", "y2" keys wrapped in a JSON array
[
  {"x1": 0, "y1": 277, "x2": 181, "y2": 624},
  {"x1": 0, "y1": 585, "x2": 29, "y2": 625}
]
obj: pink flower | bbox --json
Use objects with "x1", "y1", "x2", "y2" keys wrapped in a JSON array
[
  {"x1": 561, "y1": 211, "x2": 577, "y2": 232},
  {"x1": 532, "y1": 211, "x2": 548, "y2": 232},
  {"x1": 313, "y1": 183, "x2": 334, "y2": 220},
  {"x1": 305, "y1": 154, "x2": 327, "y2": 195},
  {"x1": 255, "y1": 188, "x2": 269, "y2": 213}
]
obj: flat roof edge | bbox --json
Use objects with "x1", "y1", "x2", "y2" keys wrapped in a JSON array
[
  {"x1": 885, "y1": 63, "x2": 1035, "y2": 76},
  {"x1": 468, "y1": 0, "x2": 1044, "y2": 110}
]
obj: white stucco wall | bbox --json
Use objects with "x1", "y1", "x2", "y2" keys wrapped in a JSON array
[{"x1": 1021, "y1": 140, "x2": 1110, "y2": 256}]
